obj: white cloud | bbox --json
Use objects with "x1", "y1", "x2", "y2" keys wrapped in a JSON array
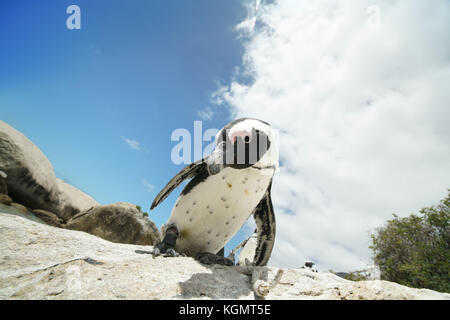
[
  {"x1": 217, "y1": 0, "x2": 450, "y2": 272},
  {"x1": 121, "y1": 136, "x2": 141, "y2": 151},
  {"x1": 143, "y1": 179, "x2": 154, "y2": 193},
  {"x1": 197, "y1": 107, "x2": 214, "y2": 120}
]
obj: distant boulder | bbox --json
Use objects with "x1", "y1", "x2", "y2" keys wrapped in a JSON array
[
  {"x1": 56, "y1": 178, "x2": 98, "y2": 218},
  {"x1": 0, "y1": 120, "x2": 98, "y2": 220},
  {"x1": 32, "y1": 209, "x2": 63, "y2": 228},
  {"x1": 0, "y1": 121, "x2": 159, "y2": 246},
  {"x1": 237, "y1": 233, "x2": 258, "y2": 266},
  {"x1": 64, "y1": 202, "x2": 160, "y2": 245}
]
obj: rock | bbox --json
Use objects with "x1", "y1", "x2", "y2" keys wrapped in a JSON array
[
  {"x1": 0, "y1": 211, "x2": 250, "y2": 300},
  {"x1": 0, "y1": 203, "x2": 44, "y2": 224},
  {"x1": 31, "y1": 209, "x2": 63, "y2": 228},
  {"x1": 0, "y1": 194, "x2": 12, "y2": 206},
  {"x1": 55, "y1": 178, "x2": 99, "y2": 217},
  {"x1": 10, "y1": 203, "x2": 29, "y2": 215},
  {"x1": 245, "y1": 266, "x2": 450, "y2": 300},
  {"x1": 0, "y1": 170, "x2": 7, "y2": 194},
  {"x1": 9, "y1": 203, "x2": 38, "y2": 222},
  {"x1": 0, "y1": 180, "x2": 7, "y2": 195},
  {"x1": 0, "y1": 211, "x2": 449, "y2": 300},
  {"x1": 0, "y1": 120, "x2": 61, "y2": 215},
  {"x1": 228, "y1": 232, "x2": 258, "y2": 266},
  {"x1": 64, "y1": 202, "x2": 160, "y2": 245},
  {"x1": 0, "y1": 121, "x2": 99, "y2": 220},
  {"x1": 237, "y1": 233, "x2": 258, "y2": 266}
]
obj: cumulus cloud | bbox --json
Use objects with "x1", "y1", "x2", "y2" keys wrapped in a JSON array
[
  {"x1": 121, "y1": 136, "x2": 142, "y2": 151},
  {"x1": 217, "y1": 0, "x2": 450, "y2": 271},
  {"x1": 197, "y1": 107, "x2": 214, "y2": 120}
]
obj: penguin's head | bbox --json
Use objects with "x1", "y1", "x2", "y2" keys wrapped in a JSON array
[{"x1": 207, "y1": 118, "x2": 279, "y2": 175}]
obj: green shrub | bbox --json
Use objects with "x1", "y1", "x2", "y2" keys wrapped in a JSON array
[
  {"x1": 344, "y1": 271, "x2": 370, "y2": 281},
  {"x1": 370, "y1": 191, "x2": 450, "y2": 293}
]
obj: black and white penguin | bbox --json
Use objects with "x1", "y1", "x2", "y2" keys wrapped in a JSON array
[{"x1": 150, "y1": 118, "x2": 278, "y2": 266}]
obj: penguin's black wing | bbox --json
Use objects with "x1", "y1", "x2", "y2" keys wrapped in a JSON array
[
  {"x1": 252, "y1": 181, "x2": 276, "y2": 266},
  {"x1": 150, "y1": 158, "x2": 208, "y2": 210}
]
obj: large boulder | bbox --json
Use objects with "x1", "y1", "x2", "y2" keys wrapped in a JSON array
[
  {"x1": 0, "y1": 121, "x2": 98, "y2": 220},
  {"x1": 56, "y1": 178, "x2": 98, "y2": 217},
  {"x1": 0, "y1": 170, "x2": 7, "y2": 194},
  {"x1": 0, "y1": 120, "x2": 61, "y2": 215},
  {"x1": 0, "y1": 209, "x2": 449, "y2": 300},
  {"x1": 64, "y1": 202, "x2": 160, "y2": 245}
]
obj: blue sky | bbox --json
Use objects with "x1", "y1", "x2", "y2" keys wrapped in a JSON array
[{"x1": 1, "y1": 1, "x2": 252, "y2": 252}]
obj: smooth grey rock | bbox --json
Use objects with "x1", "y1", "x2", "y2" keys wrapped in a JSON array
[
  {"x1": 0, "y1": 120, "x2": 60, "y2": 214},
  {"x1": 0, "y1": 121, "x2": 98, "y2": 220},
  {"x1": 64, "y1": 202, "x2": 160, "y2": 245},
  {"x1": 56, "y1": 178, "x2": 99, "y2": 218},
  {"x1": 0, "y1": 210, "x2": 448, "y2": 300}
]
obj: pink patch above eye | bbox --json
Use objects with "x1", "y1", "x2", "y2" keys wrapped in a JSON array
[{"x1": 229, "y1": 130, "x2": 252, "y2": 143}]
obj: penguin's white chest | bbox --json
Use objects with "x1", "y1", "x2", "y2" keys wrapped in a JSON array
[{"x1": 167, "y1": 167, "x2": 272, "y2": 255}]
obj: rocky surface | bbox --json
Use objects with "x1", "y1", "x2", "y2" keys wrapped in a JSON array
[
  {"x1": 0, "y1": 170, "x2": 7, "y2": 194},
  {"x1": 64, "y1": 202, "x2": 160, "y2": 246},
  {"x1": 1, "y1": 208, "x2": 448, "y2": 300},
  {"x1": 0, "y1": 120, "x2": 98, "y2": 220},
  {"x1": 0, "y1": 194, "x2": 12, "y2": 206},
  {"x1": 31, "y1": 209, "x2": 63, "y2": 228},
  {"x1": 10, "y1": 202, "x2": 29, "y2": 214}
]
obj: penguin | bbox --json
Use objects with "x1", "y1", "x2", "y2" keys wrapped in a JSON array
[{"x1": 149, "y1": 118, "x2": 278, "y2": 266}]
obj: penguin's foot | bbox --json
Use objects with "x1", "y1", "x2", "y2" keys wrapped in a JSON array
[
  {"x1": 195, "y1": 252, "x2": 235, "y2": 266},
  {"x1": 152, "y1": 246, "x2": 186, "y2": 258},
  {"x1": 151, "y1": 225, "x2": 186, "y2": 258}
]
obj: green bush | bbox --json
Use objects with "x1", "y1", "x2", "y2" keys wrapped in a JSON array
[
  {"x1": 344, "y1": 271, "x2": 370, "y2": 282},
  {"x1": 370, "y1": 191, "x2": 450, "y2": 293}
]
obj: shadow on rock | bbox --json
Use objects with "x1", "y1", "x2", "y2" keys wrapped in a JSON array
[{"x1": 176, "y1": 263, "x2": 254, "y2": 299}]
